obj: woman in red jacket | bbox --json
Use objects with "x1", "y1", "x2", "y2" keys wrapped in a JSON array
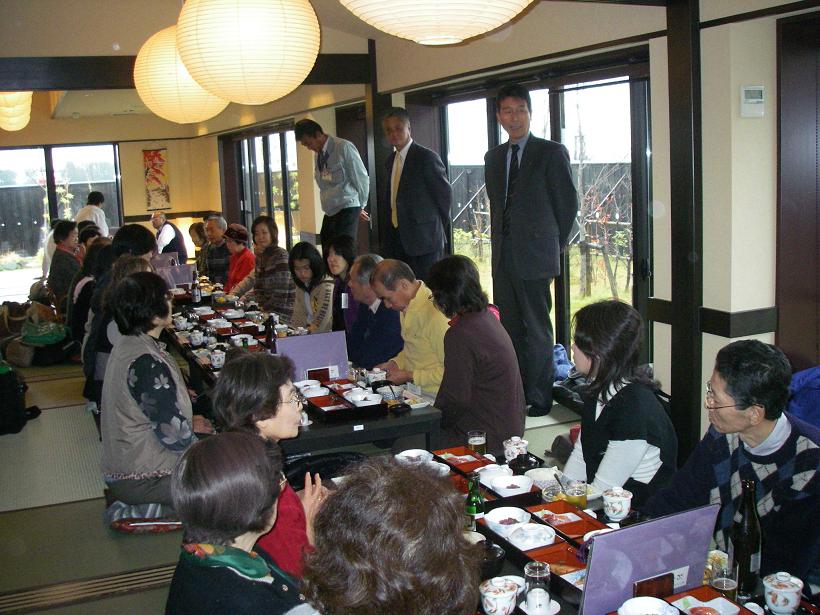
[
  {"x1": 224, "y1": 223, "x2": 255, "y2": 293},
  {"x1": 211, "y1": 352, "x2": 326, "y2": 579}
]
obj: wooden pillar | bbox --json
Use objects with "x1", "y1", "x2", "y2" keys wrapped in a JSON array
[
  {"x1": 363, "y1": 39, "x2": 393, "y2": 255},
  {"x1": 666, "y1": 0, "x2": 704, "y2": 460}
]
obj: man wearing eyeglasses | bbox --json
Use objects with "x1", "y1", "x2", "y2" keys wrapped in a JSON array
[{"x1": 643, "y1": 340, "x2": 820, "y2": 587}]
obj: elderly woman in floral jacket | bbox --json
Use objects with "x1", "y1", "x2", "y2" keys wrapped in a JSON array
[{"x1": 101, "y1": 271, "x2": 212, "y2": 507}]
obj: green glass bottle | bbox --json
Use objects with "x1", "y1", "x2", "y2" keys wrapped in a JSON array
[{"x1": 465, "y1": 471, "x2": 485, "y2": 531}]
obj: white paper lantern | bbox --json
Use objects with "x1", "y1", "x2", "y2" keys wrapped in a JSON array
[
  {"x1": 177, "y1": 0, "x2": 321, "y2": 106},
  {"x1": 0, "y1": 101, "x2": 30, "y2": 118},
  {"x1": 339, "y1": 0, "x2": 533, "y2": 45},
  {"x1": 134, "y1": 25, "x2": 230, "y2": 124},
  {"x1": 0, "y1": 112, "x2": 31, "y2": 131},
  {"x1": 0, "y1": 91, "x2": 33, "y2": 107}
]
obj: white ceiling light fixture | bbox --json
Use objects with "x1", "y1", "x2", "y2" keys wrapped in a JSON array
[
  {"x1": 0, "y1": 112, "x2": 31, "y2": 131},
  {"x1": 338, "y1": 0, "x2": 534, "y2": 45},
  {"x1": 0, "y1": 91, "x2": 33, "y2": 131},
  {"x1": 0, "y1": 91, "x2": 33, "y2": 107},
  {"x1": 176, "y1": 0, "x2": 321, "y2": 106},
  {"x1": 134, "y1": 25, "x2": 229, "y2": 124}
]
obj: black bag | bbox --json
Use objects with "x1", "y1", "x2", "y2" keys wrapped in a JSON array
[
  {"x1": 32, "y1": 338, "x2": 78, "y2": 367},
  {"x1": 0, "y1": 364, "x2": 28, "y2": 435}
]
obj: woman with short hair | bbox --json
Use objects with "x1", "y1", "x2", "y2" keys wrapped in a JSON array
[
  {"x1": 212, "y1": 352, "x2": 323, "y2": 579},
  {"x1": 165, "y1": 432, "x2": 318, "y2": 615},
  {"x1": 223, "y1": 223, "x2": 255, "y2": 293},
  {"x1": 562, "y1": 299, "x2": 678, "y2": 506},
  {"x1": 233, "y1": 216, "x2": 296, "y2": 321},
  {"x1": 426, "y1": 255, "x2": 526, "y2": 456},
  {"x1": 302, "y1": 457, "x2": 481, "y2": 615},
  {"x1": 188, "y1": 222, "x2": 208, "y2": 277},
  {"x1": 100, "y1": 271, "x2": 211, "y2": 507},
  {"x1": 288, "y1": 242, "x2": 333, "y2": 333}
]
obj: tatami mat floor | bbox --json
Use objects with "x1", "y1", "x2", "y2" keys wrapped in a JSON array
[
  {"x1": 0, "y1": 405, "x2": 104, "y2": 512},
  {"x1": 0, "y1": 367, "x2": 178, "y2": 613}
]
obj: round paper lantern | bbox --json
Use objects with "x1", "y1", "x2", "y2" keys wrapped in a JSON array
[
  {"x1": 0, "y1": 112, "x2": 31, "y2": 131},
  {"x1": 134, "y1": 25, "x2": 229, "y2": 124},
  {"x1": 0, "y1": 91, "x2": 32, "y2": 107},
  {"x1": 177, "y1": 0, "x2": 321, "y2": 106},
  {"x1": 0, "y1": 101, "x2": 31, "y2": 118},
  {"x1": 339, "y1": 0, "x2": 533, "y2": 45}
]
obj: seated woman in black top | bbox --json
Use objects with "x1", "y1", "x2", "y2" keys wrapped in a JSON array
[
  {"x1": 562, "y1": 300, "x2": 677, "y2": 506},
  {"x1": 165, "y1": 432, "x2": 318, "y2": 615}
]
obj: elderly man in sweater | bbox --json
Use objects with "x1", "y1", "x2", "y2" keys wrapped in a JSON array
[
  {"x1": 643, "y1": 340, "x2": 820, "y2": 590},
  {"x1": 371, "y1": 259, "x2": 448, "y2": 399}
]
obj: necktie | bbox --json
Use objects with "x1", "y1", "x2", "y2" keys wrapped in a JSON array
[
  {"x1": 390, "y1": 153, "x2": 403, "y2": 228},
  {"x1": 506, "y1": 143, "x2": 520, "y2": 205},
  {"x1": 318, "y1": 150, "x2": 329, "y2": 171},
  {"x1": 503, "y1": 144, "x2": 519, "y2": 236}
]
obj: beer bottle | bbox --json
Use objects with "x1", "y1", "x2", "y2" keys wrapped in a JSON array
[
  {"x1": 730, "y1": 478, "x2": 762, "y2": 598},
  {"x1": 191, "y1": 270, "x2": 201, "y2": 304},
  {"x1": 265, "y1": 314, "x2": 276, "y2": 353},
  {"x1": 464, "y1": 471, "x2": 485, "y2": 531}
]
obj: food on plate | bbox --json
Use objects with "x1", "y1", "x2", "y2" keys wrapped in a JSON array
[
  {"x1": 689, "y1": 608, "x2": 720, "y2": 615},
  {"x1": 550, "y1": 563, "x2": 579, "y2": 575},
  {"x1": 499, "y1": 517, "x2": 520, "y2": 526},
  {"x1": 506, "y1": 483, "x2": 520, "y2": 490}
]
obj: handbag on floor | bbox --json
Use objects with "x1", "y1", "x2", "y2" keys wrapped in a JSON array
[
  {"x1": 5, "y1": 338, "x2": 34, "y2": 368},
  {"x1": 0, "y1": 361, "x2": 28, "y2": 435},
  {"x1": 0, "y1": 301, "x2": 29, "y2": 338}
]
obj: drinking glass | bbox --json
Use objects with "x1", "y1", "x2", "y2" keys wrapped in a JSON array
[
  {"x1": 466, "y1": 430, "x2": 487, "y2": 455},
  {"x1": 564, "y1": 479, "x2": 588, "y2": 509},
  {"x1": 524, "y1": 561, "x2": 551, "y2": 614},
  {"x1": 711, "y1": 563, "x2": 739, "y2": 601}
]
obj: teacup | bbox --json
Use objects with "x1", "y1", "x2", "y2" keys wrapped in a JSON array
[
  {"x1": 173, "y1": 316, "x2": 188, "y2": 330},
  {"x1": 479, "y1": 577, "x2": 519, "y2": 615},
  {"x1": 209, "y1": 350, "x2": 225, "y2": 369},
  {"x1": 275, "y1": 324, "x2": 288, "y2": 338},
  {"x1": 603, "y1": 486, "x2": 633, "y2": 521},
  {"x1": 189, "y1": 330, "x2": 204, "y2": 347},
  {"x1": 763, "y1": 572, "x2": 803, "y2": 614}
]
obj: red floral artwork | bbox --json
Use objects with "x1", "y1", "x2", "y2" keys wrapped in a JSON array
[{"x1": 144, "y1": 148, "x2": 170, "y2": 211}]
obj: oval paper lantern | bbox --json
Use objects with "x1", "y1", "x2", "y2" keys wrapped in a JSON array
[
  {"x1": 0, "y1": 112, "x2": 31, "y2": 131},
  {"x1": 134, "y1": 26, "x2": 229, "y2": 124},
  {"x1": 0, "y1": 101, "x2": 31, "y2": 118},
  {"x1": 0, "y1": 91, "x2": 33, "y2": 107},
  {"x1": 339, "y1": 0, "x2": 533, "y2": 45},
  {"x1": 177, "y1": 0, "x2": 321, "y2": 106}
]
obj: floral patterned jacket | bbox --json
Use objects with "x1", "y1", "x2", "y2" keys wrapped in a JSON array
[{"x1": 101, "y1": 332, "x2": 196, "y2": 481}]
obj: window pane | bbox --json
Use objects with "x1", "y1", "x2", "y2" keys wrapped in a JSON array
[
  {"x1": 51, "y1": 144, "x2": 120, "y2": 226},
  {"x1": 560, "y1": 81, "x2": 634, "y2": 324},
  {"x1": 254, "y1": 136, "x2": 267, "y2": 221},
  {"x1": 266, "y1": 133, "x2": 288, "y2": 247},
  {"x1": 0, "y1": 148, "x2": 48, "y2": 301},
  {"x1": 446, "y1": 99, "x2": 492, "y2": 300},
  {"x1": 285, "y1": 131, "x2": 300, "y2": 248}
]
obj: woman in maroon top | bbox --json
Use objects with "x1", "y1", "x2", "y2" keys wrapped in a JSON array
[
  {"x1": 223, "y1": 223, "x2": 256, "y2": 293},
  {"x1": 426, "y1": 255, "x2": 526, "y2": 457},
  {"x1": 211, "y1": 352, "x2": 326, "y2": 579}
]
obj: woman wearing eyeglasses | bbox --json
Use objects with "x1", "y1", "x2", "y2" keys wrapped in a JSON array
[
  {"x1": 562, "y1": 299, "x2": 678, "y2": 507},
  {"x1": 211, "y1": 352, "x2": 325, "y2": 579}
]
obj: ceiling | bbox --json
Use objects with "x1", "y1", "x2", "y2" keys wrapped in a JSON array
[{"x1": 52, "y1": 90, "x2": 150, "y2": 118}]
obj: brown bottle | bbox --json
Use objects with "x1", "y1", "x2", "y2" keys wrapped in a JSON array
[{"x1": 730, "y1": 478, "x2": 762, "y2": 598}]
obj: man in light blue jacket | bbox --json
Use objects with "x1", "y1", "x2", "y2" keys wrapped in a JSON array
[{"x1": 295, "y1": 119, "x2": 370, "y2": 256}]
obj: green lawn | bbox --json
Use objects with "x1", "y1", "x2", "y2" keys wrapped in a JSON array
[{"x1": 453, "y1": 240, "x2": 633, "y2": 321}]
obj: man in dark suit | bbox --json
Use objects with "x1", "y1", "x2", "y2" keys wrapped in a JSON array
[
  {"x1": 484, "y1": 84, "x2": 578, "y2": 416},
  {"x1": 382, "y1": 107, "x2": 451, "y2": 282}
]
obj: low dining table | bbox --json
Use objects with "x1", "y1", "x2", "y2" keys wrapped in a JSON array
[{"x1": 163, "y1": 322, "x2": 442, "y2": 455}]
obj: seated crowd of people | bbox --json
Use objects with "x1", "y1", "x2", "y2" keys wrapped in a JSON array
[{"x1": 33, "y1": 191, "x2": 818, "y2": 612}]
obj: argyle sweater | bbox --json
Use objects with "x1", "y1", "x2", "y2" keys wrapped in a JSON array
[{"x1": 643, "y1": 413, "x2": 820, "y2": 579}]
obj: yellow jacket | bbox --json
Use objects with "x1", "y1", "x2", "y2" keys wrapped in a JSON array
[{"x1": 390, "y1": 281, "x2": 449, "y2": 397}]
